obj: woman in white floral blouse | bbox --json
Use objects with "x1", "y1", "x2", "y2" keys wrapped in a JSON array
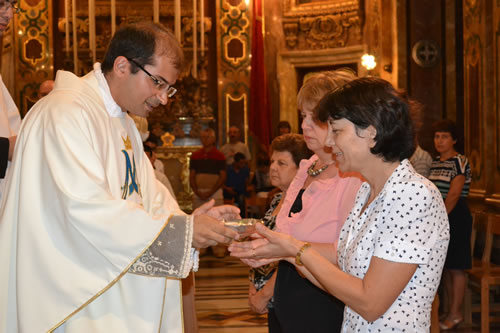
[{"x1": 230, "y1": 77, "x2": 450, "y2": 332}]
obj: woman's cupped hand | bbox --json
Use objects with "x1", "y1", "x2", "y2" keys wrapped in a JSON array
[{"x1": 228, "y1": 223, "x2": 300, "y2": 268}]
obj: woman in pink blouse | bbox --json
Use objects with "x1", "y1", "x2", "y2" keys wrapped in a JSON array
[{"x1": 261, "y1": 70, "x2": 363, "y2": 332}]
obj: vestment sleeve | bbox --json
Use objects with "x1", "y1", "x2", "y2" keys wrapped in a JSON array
[{"x1": 129, "y1": 215, "x2": 197, "y2": 277}]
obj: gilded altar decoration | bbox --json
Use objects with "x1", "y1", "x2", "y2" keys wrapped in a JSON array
[
  {"x1": 161, "y1": 132, "x2": 175, "y2": 147},
  {"x1": 11, "y1": 0, "x2": 52, "y2": 115}
]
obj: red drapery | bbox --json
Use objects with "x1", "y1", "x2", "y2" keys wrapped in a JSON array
[{"x1": 249, "y1": 0, "x2": 272, "y2": 146}]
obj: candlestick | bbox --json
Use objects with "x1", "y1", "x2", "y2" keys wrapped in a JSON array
[
  {"x1": 192, "y1": 0, "x2": 197, "y2": 78},
  {"x1": 200, "y1": 0, "x2": 204, "y2": 56},
  {"x1": 89, "y1": 0, "x2": 96, "y2": 63},
  {"x1": 153, "y1": 0, "x2": 159, "y2": 23},
  {"x1": 111, "y1": 0, "x2": 116, "y2": 36},
  {"x1": 65, "y1": 0, "x2": 70, "y2": 55},
  {"x1": 72, "y1": 0, "x2": 78, "y2": 73},
  {"x1": 175, "y1": 0, "x2": 181, "y2": 42}
]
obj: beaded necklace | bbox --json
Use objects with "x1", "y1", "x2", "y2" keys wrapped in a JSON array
[{"x1": 307, "y1": 160, "x2": 333, "y2": 177}]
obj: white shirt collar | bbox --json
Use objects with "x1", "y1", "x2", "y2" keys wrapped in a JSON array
[{"x1": 93, "y1": 62, "x2": 124, "y2": 118}]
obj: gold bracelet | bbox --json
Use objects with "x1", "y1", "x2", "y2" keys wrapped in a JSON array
[{"x1": 295, "y1": 242, "x2": 312, "y2": 266}]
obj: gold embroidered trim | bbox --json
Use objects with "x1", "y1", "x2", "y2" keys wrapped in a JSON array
[
  {"x1": 157, "y1": 278, "x2": 168, "y2": 333},
  {"x1": 48, "y1": 214, "x2": 175, "y2": 332},
  {"x1": 179, "y1": 279, "x2": 185, "y2": 333}
]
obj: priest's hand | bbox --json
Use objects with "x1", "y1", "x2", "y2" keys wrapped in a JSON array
[
  {"x1": 192, "y1": 214, "x2": 239, "y2": 248},
  {"x1": 193, "y1": 199, "x2": 241, "y2": 221}
]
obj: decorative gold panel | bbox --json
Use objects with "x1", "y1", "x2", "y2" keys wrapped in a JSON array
[
  {"x1": 216, "y1": 0, "x2": 251, "y2": 144},
  {"x1": 13, "y1": 0, "x2": 53, "y2": 115}
]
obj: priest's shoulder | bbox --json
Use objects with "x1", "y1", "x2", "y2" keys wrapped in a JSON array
[{"x1": 34, "y1": 73, "x2": 102, "y2": 119}]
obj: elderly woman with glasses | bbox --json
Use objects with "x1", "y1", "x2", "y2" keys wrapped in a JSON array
[{"x1": 230, "y1": 77, "x2": 450, "y2": 332}]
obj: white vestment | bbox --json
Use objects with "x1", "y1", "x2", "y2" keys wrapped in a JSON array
[
  {"x1": 0, "y1": 66, "x2": 196, "y2": 332},
  {"x1": 0, "y1": 75, "x2": 21, "y2": 197}
]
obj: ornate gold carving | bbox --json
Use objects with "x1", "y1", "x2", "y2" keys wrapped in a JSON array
[
  {"x1": 283, "y1": 22, "x2": 298, "y2": 48},
  {"x1": 301, "y1": 13, "x2": 360, "y2": 48},
  {"x1": 156, "y1": 147, "x2": 199, "y2": 213},
  {"x1": 283, "y1": 0, "x2": 359, "y2": 18},
  {"x1": 220, "y1": 2, "x2": 250, "y2": 67},
  {"x1": 282, "y1": 1, "x2": 361, "y2": 50},
  {"x1": 12, "y1": 0, "x2": 53, "y2": 115}
]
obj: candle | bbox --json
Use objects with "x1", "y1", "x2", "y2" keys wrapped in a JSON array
[
  {"x1": 192, "y1": 0, "x2": 197, "y2": 78},
  {"x1": 200, "y1": 0, "x2": 204, "y2": 56},
  {"x1": 175, "y1": 0, "x2": 181, "y2": 42},
  {"x1": 111, "y1": 0, "x2": 116, "y2": 36},
  {"x1": 153, "y1": 0, "x2": 159, "y2": 23},
  {"x1": 89, "y1": 0, "x2": 96, "y2": 63},
  {"x1": 64, "y1": 0, "x2": 70, "y2": 55},
  {"x1": 71, "y1": 0, "x2": 78, "y2": 73}
]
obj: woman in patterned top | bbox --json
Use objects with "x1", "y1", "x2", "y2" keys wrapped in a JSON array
[
  {"x1": 230, "y1": 77, "x2": 450, "y2": 332},
  {"x1": 428, "y1": 119, "x2": 472, "y2": 330},
  {"x1": 248, "y1": 134, "x2": 312, "y2": 330}
]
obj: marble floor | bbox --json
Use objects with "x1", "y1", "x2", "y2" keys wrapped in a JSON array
[{"x1": 194, "y1": 253, "x2": 499, "y2": 333}]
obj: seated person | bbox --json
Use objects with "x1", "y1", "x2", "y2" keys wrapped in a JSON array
[
  {"x1": 277, "y1": 120, "x2": 291, "y2": 137},
  {"x1": 223, "y1": 152, "x2": 250, "y2": 215},
  {"x1": 251, "y1": 156, "x2": 275, "y2": 197}
]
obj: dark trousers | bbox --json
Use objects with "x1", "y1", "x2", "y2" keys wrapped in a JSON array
[{"x1": 271, "y1": 260, "x2": 344, "y2": 333}]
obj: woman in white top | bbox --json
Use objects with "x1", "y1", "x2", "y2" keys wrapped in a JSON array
[{"x1": 229, "y1": 77, "x2": 450, "y2": 332}]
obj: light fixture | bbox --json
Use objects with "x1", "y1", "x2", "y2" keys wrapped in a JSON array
[{"x1": 361, "y1": 54, "x2": 376, "y2": 70}]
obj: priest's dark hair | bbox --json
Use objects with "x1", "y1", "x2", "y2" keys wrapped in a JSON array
[
  {"x1": 316, "y1": 77, "x2": 416, "y2": 162},
  {"x1": 101, "y1": 21, "x2": 183, "y2": 74}
]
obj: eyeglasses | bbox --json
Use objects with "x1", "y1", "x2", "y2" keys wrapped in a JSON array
[
  {"x1": 126, "y1": 58, "x2": 177, "y2": 98},
  {"x1": 0, "y1": 0, "x2": 19, "y2": 13}
]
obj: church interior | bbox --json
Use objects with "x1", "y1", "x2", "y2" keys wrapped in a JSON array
[{"x1": 2, "y1": 0, "x2": 500, "y2": 332}]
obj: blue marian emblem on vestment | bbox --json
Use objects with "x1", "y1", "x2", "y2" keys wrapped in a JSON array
[{"x1": 121, "y1": 136, "x2": 142, "y2": 199}]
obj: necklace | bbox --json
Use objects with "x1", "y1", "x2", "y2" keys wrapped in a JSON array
[{"x1": 307, "y1": 160, "x2": 333, "y2": 177}]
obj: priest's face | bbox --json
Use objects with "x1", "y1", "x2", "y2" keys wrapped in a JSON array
[{"x1": 123, "y1": 52, "x2": 179, "y2": 118}]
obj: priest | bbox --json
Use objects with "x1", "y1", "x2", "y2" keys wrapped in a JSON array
[{"x1": 0, "y1": 22, "x2": 239, "y2": 332}]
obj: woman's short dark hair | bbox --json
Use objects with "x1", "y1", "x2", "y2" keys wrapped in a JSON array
[
  {"x1": 316, "y1": 77, "x2": 416, "y2": 162},
  {"x1": 432, "y1": 119, "x2": 458, "y2": 141},
  {"x1": 271, "y1": 134, "x2": 313, "y2": 167},
  {"x1": 101, "y1": 22, "x2": 183, "y2": 74}
]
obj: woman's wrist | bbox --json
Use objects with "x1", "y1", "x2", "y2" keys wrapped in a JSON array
[
  {"x1": 286, "y1": 238, "x2": 304, "y2": 258},
  {"x1": 295, "y1": 242, "x2": 312, "y2": 266}
]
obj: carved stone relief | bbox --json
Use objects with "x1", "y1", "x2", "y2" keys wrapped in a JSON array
[{"x1": 282, "y1": 0, "x2": 361, "y2": 50}]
